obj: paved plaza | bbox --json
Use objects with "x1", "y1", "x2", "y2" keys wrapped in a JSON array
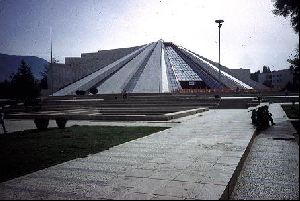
[{"x1": 0, "y1": 103, "x2": 298, "y2": 200}]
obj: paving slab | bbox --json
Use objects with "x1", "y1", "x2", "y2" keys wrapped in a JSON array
[{"x1": 0, "y1": 109, "x2": 255, "y2": 199}]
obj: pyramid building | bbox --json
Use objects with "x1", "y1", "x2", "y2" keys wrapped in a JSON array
[{"x1": 48, "y1": 40, "x2": 267, "y2": 96}]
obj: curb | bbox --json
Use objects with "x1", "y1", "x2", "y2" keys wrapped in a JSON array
[{"x1": 220, "y1": 129, "x2": 258, "y2": 200}]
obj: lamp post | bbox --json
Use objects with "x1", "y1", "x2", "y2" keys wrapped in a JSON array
[
  {"x1": 50, "y1": 35, "x2": 53, "y2": 95},
  {"x1": 215, "y1": 19, "x2": 224, "y2": 84}
]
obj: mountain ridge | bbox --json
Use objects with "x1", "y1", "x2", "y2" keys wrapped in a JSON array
[{"x1": 0, "y1": 53, "x2": 48, "y2": 81}]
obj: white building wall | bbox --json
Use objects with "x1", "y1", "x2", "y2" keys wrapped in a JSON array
[
  {"x1": 161, "y1": 45, "x2": 170, "y2": 93},
  {"x1": 133, "y1": 41, "x2": 162, "y2": 93},
  {"x1": 96, "y1": 43, "x2": 156, "y2": 94},
  {"x1": 258, "y1": 69, "x2": 294, "y2": 89},
  {"x1": 52, "y1": 45, "x2": 148, "y2": 96},
  {"x1": 47, "y1": 63, "x2": 76, "y2": 94}
]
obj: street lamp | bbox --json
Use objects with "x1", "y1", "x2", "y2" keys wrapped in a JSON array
[
  {"x1": 215, "y1": 19, "x2": 224, "y2": 84},
  {"x1": 50, "y1": 36, "x2": 53, "y2": 95}
]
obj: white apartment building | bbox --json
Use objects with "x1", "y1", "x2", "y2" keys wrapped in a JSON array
[{"x1": 258, "y1": 69, "x2": 294, "y2": 89}]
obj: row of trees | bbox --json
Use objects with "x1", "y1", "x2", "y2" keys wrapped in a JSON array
[
  {"x1": 0, "y1": 60, "x2": 48, "y2": 103},
  {"x1": 0, "y1": 58, "x2": 100, "y2": 102}
]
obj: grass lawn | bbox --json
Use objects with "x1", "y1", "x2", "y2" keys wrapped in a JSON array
[
  {"x1": 281, "y1": 104, "x2": 299, "y2": 144},
  {"x1": 0, "y1": 125, "x2": 169, "y2": 183},
  {"x1": 281, "y1": 104, "x2": 299, "y2": 119}
]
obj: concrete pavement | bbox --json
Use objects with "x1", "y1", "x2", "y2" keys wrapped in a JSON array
[{"x1": 0, "y1": 109, "x2": 255, "y2": 200}]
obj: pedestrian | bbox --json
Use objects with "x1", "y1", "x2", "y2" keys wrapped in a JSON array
[
  {"x1": 285, "y1": 89, "x2": 288, "y2": 96},
  {"x1": 257, "y1": 95, "x2": 261, "y2": 105},
  {"x1": 292, "y1": 100, "x2": 295, "y2": 109},
  {"x1": 251, "y1": 109, "x2": 258, "y2": 125},
  {"x1": 265, "y1": 106, "x2": 275, "y2": 126},
  {"x1": 256, "y1": 106, "x2": 265, "y2": 130},
  {"x1": 0, "y1": 106, "x2": 7, "y2": 134},
  {"x1": 122, "y1": 90, "x2": 128, "y2": 99}
]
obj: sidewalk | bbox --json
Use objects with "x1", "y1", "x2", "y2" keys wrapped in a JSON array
[
  {"x1": 231, "y1": 103, "x2": 299, "y2": 200},
  {"x1": 0, "y1": 109, "x2": 256, "y2": 199}
]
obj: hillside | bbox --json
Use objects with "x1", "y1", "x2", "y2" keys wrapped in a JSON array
[{"x1": 0, "y1": 53, "x2": 48, "y2": 81}]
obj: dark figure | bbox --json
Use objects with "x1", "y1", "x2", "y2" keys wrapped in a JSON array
[
  {"x1": 122, "y1": 90, "x2": 128, "y2": 99},
  {"x1": 292, "y1": 100, "x2": 295, "y2": 109},
  {"x1": 257, "y1": 96, "x2": 261, "y2": 105},
  {"x1": 285, "y1": 89, "x2": 288, "y2": 96},
  {"x1": 265, "y1": 106, "x2": 275, "y2": 126},
  {"x1": 268, "y1": 112, "x2": 275, "y2": 125},
  {"x1": 256, "y1": 107, "x2": 263, "y2": 129},
  {"x1": 214, "y1": 94, "x2": 220, "y2": 99},
  {"x1": 251, "y1": 109, "x2": 258, "y2": 125},
  {"x1": 252, "y1": 105, "x2": 275, "y2": 131},
  {"x1": 0, "y1": 107, "x2": 7, "y2": 134},
  {"x1": 256, "y1": 106, "x2": 269, "y2": 130}
]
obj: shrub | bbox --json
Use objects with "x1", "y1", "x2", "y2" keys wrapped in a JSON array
[
  {"x1": 89, "y1": 87, "x2": 98, "y2": 95},
  {"x1": 75, "y1": 90, "x2": 85, "y2": 95},
  {"x1": 34, "y1": 118, "x2": 49, "y2": 130},
  {"x1": 55, "y1": 117, "x2": 68, "y2": 129}
]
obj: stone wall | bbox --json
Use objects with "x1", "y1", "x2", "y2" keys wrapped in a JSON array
[
  {"x1": 230, "y1": 69, "x2": 250, "y2": 80},
  {"x1": 49, "y1": 45, "x2": 143, "y2": 94},
  {"x1": 47, "y1": 63, "x2": 76, "y2": 94},
  {"x1": 64, "y1": 46, "x2": 142, "y2": 84},
  {"x1": 52, "y1": 45, "x2": 148, "y2": 96}
]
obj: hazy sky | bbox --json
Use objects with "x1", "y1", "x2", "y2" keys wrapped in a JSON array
[{"x1": 0, "y1": 0, "x2": 298, "y2": 73}]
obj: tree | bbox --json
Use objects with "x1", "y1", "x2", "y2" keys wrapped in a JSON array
[
  {"x1": 272, "y1": 0, "x2": 299, "y2": 68},
  {"x1": 40, "y1": 63, "x2": 49, "y2": 89},
  {"x1": 272, "y1": 0, "x2": 299, "y2": 91},
  {"x1": 89, "y1": 87, "x2": 98, "y2": 95},
  {"x1": 287, "y1": 46, "x2": 299, "y2": 91},
  {"x1": 0, "y1": 80, "x2": 11, "y2": 98},
  {"x1": 292, "y1": 66, "x2": 299, "y2": 90},
  {"x1": 250, "y1": 70, "x2": 260, "y2": 82},
  {"x1": 272, "y1": 0, "x2": 299, "y2": 33},
  {"x1": 287, "y1": 46, "x2": 299, "y2": 68},
  {"x1": 40, "y1": 57, "x2": 58, "y2": 90},
  {"x1": 262, "y1": 65, "x2": 271, "y2": 73},
  {"x1": 10, "y1": 60, "x2": 40, "y2": 101}
]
